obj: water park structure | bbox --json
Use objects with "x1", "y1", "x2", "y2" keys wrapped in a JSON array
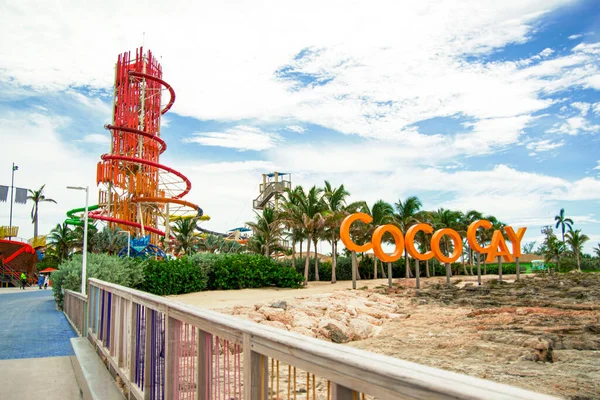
[{"x1": 64, "y1": 47, "x2": 248, "y2": 256}]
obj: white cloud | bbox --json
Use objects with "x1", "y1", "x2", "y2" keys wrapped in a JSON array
[
  {"x1": 548, "y1": 116, "x2": 600, "y2": 135},
  {"x1": 286, "y1": 125, "x2": 305, "y2": 133},
  {"x1": 592, "y1": 102, "x2": 600, "y2": 116},
  {"x1": 183, "y1": 126, "x2": 281, "y2": 151},
  {"x1": 594, "y1": 161, "x2": 600, "y2": 170},
  {"x1": 0, "y1": 0, "x2": 590, "y2": 152},
  {"x1": 571, "y1": 101, "x2": 591, "y2": 116},
  {"x1": 568, "y1": 34, "x2": 582, "y2": 40},
  {"x1": 525, "y1": 139, "x2": 564, "y2": 155}
]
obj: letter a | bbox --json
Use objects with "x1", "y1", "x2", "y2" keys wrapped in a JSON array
[{"x1": 486, "y1": 230, "x2": 514, "y2": 263}]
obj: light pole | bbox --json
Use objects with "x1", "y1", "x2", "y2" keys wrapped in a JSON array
[
  {"x1": 118, "y1": 230, "x2": 131, "y2": 257},
  {"x1": 8, "y1": 163, "x2": 18, "y2": 240},
  {"x1": 67, "y1": 186, "x2": 89, "y2": 295}
]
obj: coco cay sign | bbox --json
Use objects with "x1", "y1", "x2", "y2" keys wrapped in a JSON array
[{"x1": 340, "y1": 213, "x2": 527, "y2": 264}]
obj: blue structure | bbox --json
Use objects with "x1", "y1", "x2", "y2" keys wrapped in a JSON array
[{"x1": 118, "y1": 234, "x2": 167, "y2": 259}]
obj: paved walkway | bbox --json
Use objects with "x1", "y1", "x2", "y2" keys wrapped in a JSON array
[
  {"x1": 0, "y1": 289, "x2": 82, "y2": 398},
  {"x1": 0, "y1": 288, "x2": 76, "y2": 359}
]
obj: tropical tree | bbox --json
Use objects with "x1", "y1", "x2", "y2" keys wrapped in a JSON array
[
  {"x1": 27, "y1": 184, "x2": 57, "y2": 239},
  {"x1": 322, "y1": 181, "x2": 351, "y2": 283},
  {"x1": 595, "y1": 244, "x2": 600, "y2": 259},
  {"x1": 565, "y1": 229, "x2": 590, "y2": 272},
  {"x1": 543, "y1": 231, "x2": 565, "y2": 272},
  {"x1": 290, "y1": 186, "x2": 327, "y2": 285},
  {"x1": 522, "y1": 241, "x2": 536, "y2": 254},
  {"x1": 74, "y1": 222, "x2": 99, "y2": 254},
  {"x1": 431, "y1": 208, "x2": 462, "y2": 282},
  {"x1": 246, "y1": 207, "x2": 283, "y2": 258},
  {"x1": 171, "y1": 217, "x2": 200, "y2": 255},
  {"x1": 281, "y1": 187, "x2": 306, "y2": 269},
  {"x1": 461, "y1": 210, "x2": 483, "y2": 275},
  {"x1": 94, "y1": 226, "x2": 128, "y2": 255},
  {"x1": 554, "y1": 208, "x2": 574, "y2": 243},
  {"x1": 48, "y1": 223, "x2": 75, "y2": 261},
  {"x1": 362, "y1": 200, "x2": 395, "y2": 278},
  {"x1": 394, "y1": 196, "x2": 422, "y2": 279}
]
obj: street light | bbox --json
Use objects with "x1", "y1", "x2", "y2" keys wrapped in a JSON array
[
  {"x1": 118, "y1": 230, "x2": 131, "y2": 257},
  {"x1": 67, "y1": 185, "x2": 89, "y2": 295},
  {"x1": 8, "y1": 163, "x2": 18, "y2": 240}
]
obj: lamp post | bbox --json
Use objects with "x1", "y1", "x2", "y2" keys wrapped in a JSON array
[
  {"x1": 8, "y1": 163, "x2": 18, "y2": 240},
  {"x1": 67, "y1": 186, "x2": 89, "y2": 295},
  {"x1": 118, "y1": 230, "x2": 131, "y2": 257}
]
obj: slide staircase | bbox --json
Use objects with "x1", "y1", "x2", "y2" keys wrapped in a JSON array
[{"x1": 0, "y1": 261, "x2": 24, "y2": 287}]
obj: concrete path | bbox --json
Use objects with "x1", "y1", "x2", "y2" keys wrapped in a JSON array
[
  {"x1": 0, "y1": 289, "x2": 76, "y2": 359},
  {"x1": 0, "y1": 356, "x2": 82, "y2": 399},
  {"x1": 0, "y1": 289, "x2": 82, "y2": 399}
]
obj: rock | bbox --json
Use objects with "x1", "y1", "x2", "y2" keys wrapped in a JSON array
[
  {"x1": 324, "y1": 324, "x2": 350, "y2": 344},
  {"x1": 356, "y1": 306, "x2": 388, "y2": 319},
  {"x1": 293, "y1": 312, "x2": 316, "y2": 329},
  {"x1": 349, "y1": 319, "x2": 375, "y2": 340},
  {"x1": 357, "y1": 314, "x2": 384, "y2": 326},
  {"x1": 262, "y1": 308, "x2": 294, "y2": 326},
  {"x1": 271, "y1": 300, "x2": 288, "y2": 310},
  {"x1": 261, "y1": 320, "x2": 288, "y2": 330}
]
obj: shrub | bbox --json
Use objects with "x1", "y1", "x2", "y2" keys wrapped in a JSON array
[
  {"x1": 139, "y1": 256, "x2": 210, "y2": 296},
  {"x1": 52, "y1": 253, "x2": 145, "y2": 308},
  {"x1": 208, "y1": 254, "x2": 303, "y2": 290}
]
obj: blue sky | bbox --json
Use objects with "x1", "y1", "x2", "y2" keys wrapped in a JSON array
[{"x1": 1, "y1": 0, "x2": 599, "y2": 254}]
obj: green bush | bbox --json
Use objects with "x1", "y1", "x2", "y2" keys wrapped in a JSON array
[
  {"x1": 52, "y1": 253, "x2": 145, "y2": 308},
  {"x1": 208, "y1": 254, "x2": 303, "y2": 290},
  {"x1": 139, "y1": 256, "x2": 210, "y2": 296}
]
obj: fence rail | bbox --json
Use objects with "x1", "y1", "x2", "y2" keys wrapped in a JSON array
[
  {"x1": 61, "y1": 278, "x2": 559, "y2": 400},
  {"x1": 63, "y1": 289, "x2": 88, "y2": 336}
]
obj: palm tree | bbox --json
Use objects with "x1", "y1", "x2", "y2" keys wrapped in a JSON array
[
  {"x1": 544, "y1": 232, "x2": 565, "y2": 272},
  {"x1": 594, "y1": 244, "x2": 600, "y2": 267},
  {"x1": 48, "y1": 223, "x2": 75, "y2": 261},
  {"x1": 322, "y1": 181, "x2": 351, "y2": 283},
  {"x1": 290, "y1": 186, "x2": 327, "y2": 285},
  {"x1": 246, "y1": 207, "x2": 282, "y2": 258},
  {"x1": 431, "y1": 208, "x2": 462, "y2": 283},
  {"x1": 95, "y1": 227, "x2": 128, "y2": 255},
  {"x1": 74, "y1": 222, "x2": 99, "y2": 254},
  {"x1": 462, "y1": 210, "x2": 483, "y2": 275},
  {"x1": 554, "y1": 208, "x2": 574, "y2": 243},
  {"x1": 362, "y1": 200, "x2": 394, "y2": 278},
  {"x1": 565, "y1": 229, "x2": 590, "y2": 272},
  {"x1": 171, "y1": 217, "x2": 200, "y2": 255},
  {"x1": 27, "y1": 184, "x2": 57, "y2": 239},
  {"x1": 281, "y1": 187, "x2": 306, "y2": 270},
  {"x1": 394, "y1": 196, "x2": 422, "y2": 279}
]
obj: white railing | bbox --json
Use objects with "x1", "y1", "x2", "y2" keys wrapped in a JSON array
[{"x1": 79, "y1": 278, "x2": 558, "y2": 400}]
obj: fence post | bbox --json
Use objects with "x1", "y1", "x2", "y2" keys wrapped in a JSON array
[
  {"x1": 165, "y1": 308, "x2": 176, "y2": 400},
  {"x1": 331, "y1": 383, "x2": 354, "y2": 399},
  {"x1": 387, "y1": 262, "x2": 392, "y2": 288},
  {"x1": 243, "y1": 333, "x2": 268, "y2": 400},
  {"x1": 143, "y1": 309, "x2": 152, "y2": 400},
  {"x1": 196, "y1": 331, "x2": 210, "y2": 399},
  {"x1": 128, "y1": 298, "x2": 136, "y2": 391}
]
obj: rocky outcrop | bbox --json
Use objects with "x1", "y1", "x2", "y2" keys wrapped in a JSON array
[{"x1": 218, "y1": 291, "x2": 404, "y2": 343}]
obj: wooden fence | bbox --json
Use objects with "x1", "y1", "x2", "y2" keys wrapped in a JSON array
[
  {"x1": 61, "y1": 278, "x2": 558, "y2": 400},
  {"x1": 63, "y1": 288, "x2": 88, "y2": 336}
]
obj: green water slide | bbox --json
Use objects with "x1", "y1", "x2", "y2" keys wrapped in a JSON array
[{"x1": 65, "y1": 204, "x2": 101, "y2": 226}]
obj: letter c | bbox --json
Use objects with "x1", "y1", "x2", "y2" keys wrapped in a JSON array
[
  {"x1": 340, "y1": 213, "x2": 373, "y2": 253},
  {"x1": 467, "y1": 220, "x2": 491, "y2": 254},
  {"x1": 405, "y1": 223, "x2": 434, "y2": 261}
]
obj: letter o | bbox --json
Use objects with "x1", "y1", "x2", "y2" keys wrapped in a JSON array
[
  {"x1": 372, "y1": 224, "x2": 404, "y2": 263},
  {"x1": 340, "y1": 213, "x2": 373, "y2": 253},
  {"x1": 431, "y1": 228, "x2": 463, "y2": 264},
  {"x1": 405, "y1": 223, "x2": 434, "y2": 261}
]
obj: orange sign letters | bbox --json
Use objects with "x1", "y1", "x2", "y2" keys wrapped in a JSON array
[{"x1": 340, "y1": 213, "x2": 526, "y2": 264}]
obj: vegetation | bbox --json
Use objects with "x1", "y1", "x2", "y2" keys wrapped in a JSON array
[
  {"x1": 51, "y1": 253, "x2": 144, "y2": 307},
  {"x1": 27, "y1": 184, "x2": 57, "y2": 239}
]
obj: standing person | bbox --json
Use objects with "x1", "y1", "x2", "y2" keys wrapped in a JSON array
[
  {"x1": 38, "y1": 274, "x2": 44, "y2": 289},
  {"x1": 43, "y1": 274, "x2": 49, "y2": 289},
  {"x1": 20, "y1": 272, "x2": 27, "y2": 289}
]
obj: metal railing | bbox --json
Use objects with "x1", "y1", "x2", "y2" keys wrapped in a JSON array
[
  {"x1": 63, "y1": 289, "x2": 88, "y2": 336},
  {"x1": 253, "y1": 180, "x2": 291, "y2": 209},
  {"x1": 65, "y1": 278, "x2": 559, "y2": 400}
]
